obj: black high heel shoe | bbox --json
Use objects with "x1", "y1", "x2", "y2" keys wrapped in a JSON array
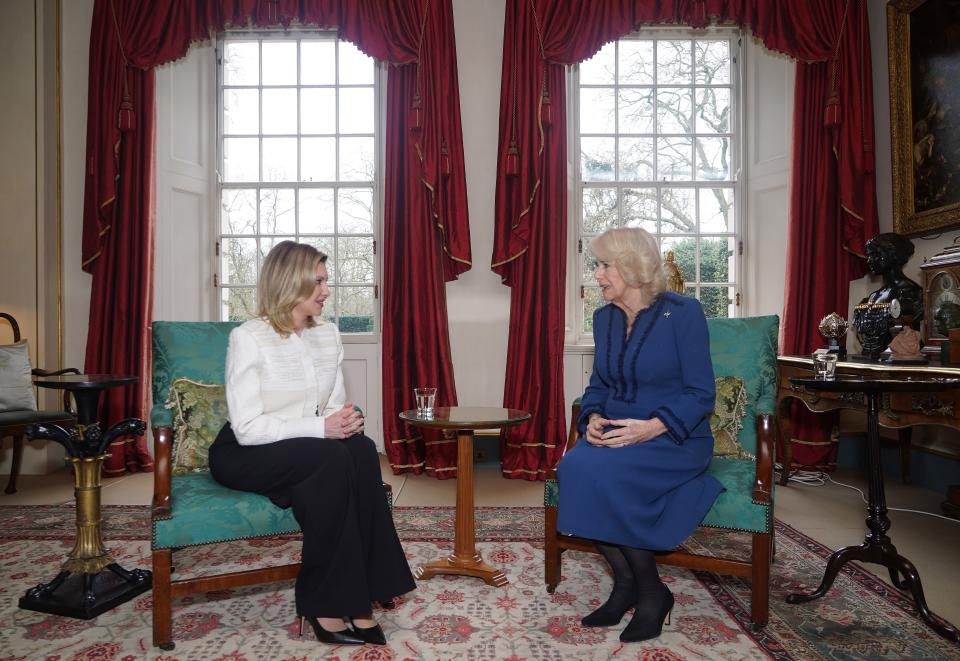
[
  {"x1": 349, "y1": 618, "x2": 387, "y2": 645},
  {"x1": 298, "y1": 615, "x2": 365, "y2": 645},
  {"x1": 581, "y1": 586, "x2": 637, "y2": 627},
  {"x1": 619, "y1": 586, "x2": 674, "y2": 643}
]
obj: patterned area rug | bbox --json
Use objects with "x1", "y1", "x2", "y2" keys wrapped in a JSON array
[{"x1": 0, "y1": 505, "x2": 957, "y2": 660}]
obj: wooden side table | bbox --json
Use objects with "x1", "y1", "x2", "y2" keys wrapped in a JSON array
[
  {"x1": 399, "y1": 406, "x2": 530, "y2": 587},
  {"x1": 785, "y1": 375, "x2": 960, "y2": 643},
  {"x1": 19, "y1": 374, "x2": 151, "y2": 619}
]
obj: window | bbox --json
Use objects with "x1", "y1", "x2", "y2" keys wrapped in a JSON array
[
  {"x1": 217, "y1": 33, "x2": 381, "y2": 334},
  {"x1": 573, "y1": 30, "x2": 741, "y2": 338}
]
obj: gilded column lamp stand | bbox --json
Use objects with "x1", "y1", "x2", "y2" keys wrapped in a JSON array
[{"x1": 19, "y1": 375, "x2": 151, "y2": 620}]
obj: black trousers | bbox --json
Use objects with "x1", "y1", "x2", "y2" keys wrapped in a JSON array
[{"x1": 209, "y1": 423, "x2": 416, "y2": 617}]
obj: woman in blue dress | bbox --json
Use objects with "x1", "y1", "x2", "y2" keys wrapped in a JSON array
[{"x1": 557, "y1": 227, "x2": 723, "y2": 643}]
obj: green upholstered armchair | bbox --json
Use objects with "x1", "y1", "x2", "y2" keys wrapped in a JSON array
[
  {"x1": 544, "y1": 315, "x2": 779, "y2": 628},
  {"x1": 149, "y1": 321, "x2": 389, "y2": 650}
]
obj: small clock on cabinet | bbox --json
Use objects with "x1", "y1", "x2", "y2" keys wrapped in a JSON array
[{"x1": 920, "y1": 245, "x2": 960, "y2": 352}]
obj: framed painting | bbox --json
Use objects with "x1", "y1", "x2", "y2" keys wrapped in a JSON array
[{"x1": 888, "y1": 0, "x2": 960, "y2": 236}]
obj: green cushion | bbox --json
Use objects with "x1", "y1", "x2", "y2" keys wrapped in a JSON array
[
  {"x1": 166, "y1": 379, "x2": 228, "y2": 475},
  {"x1": 544, "y1": 457, "x2": 769, "y2": 534},
  {"x1": 711, "y1": 376, "x2": 750, "y2": 458},
  {"x1": 700, "y1": 457, "x2": 770, "y2": 533},
  {"x1": 153, "y1": 472, "x2": 301, "y2": 549},
  {"x1": 151, "y1": 321, "x2": 240, "y2": 428},
  {"x1": 706, "y1": 316, "x2": 779, "y2": 456}
]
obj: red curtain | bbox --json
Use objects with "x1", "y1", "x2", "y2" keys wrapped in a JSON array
[
  {"x1": 82, "y1": 0, "x2": 471, "y2": 476},
  {"x1": 492, "y1": 0, "x2": 879, "y2": 479}
]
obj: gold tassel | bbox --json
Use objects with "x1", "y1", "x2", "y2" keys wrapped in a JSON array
[
  {"x1": 824, "y1": 90, "x2": 841, "y2": 127},
  {"x1": 118, "y1": 93, "x2": 134, "y2": 132},
  {"x1": 409, "y1": 92, "x2": 423, "y2": 134},
  {"x1": 440, "y1": 138, "x2": 451, "y2": 176},
  {"x1": 505, "y1": 139, "x2": 519, "y2": 176},
  {"x1": 540, "y1": 83, "x2": 553, "y2": 128}
]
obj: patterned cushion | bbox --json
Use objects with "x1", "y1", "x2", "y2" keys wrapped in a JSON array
[
  {"x1": 166, "y1": 378, "x2": 228, "y2": 475},
  {"x1": 710, "y1": 376, "x2": 751, "y2": 458}
]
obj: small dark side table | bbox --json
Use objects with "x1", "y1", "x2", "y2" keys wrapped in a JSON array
[
  {"x1": 785, "y1": 375, "x2": 960, "y2": 643},
  {"x1": 18, "y1": 374, "x2": 152, "y2": 619}
]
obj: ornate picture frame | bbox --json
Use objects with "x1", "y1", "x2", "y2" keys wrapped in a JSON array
[{"x1": 888, "y1": 0, "x2": 960, "y2": 236}]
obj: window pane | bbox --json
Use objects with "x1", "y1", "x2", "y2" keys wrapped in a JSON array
[
  {"x1": 660, "y1": 236, "x2": 696, "y2": 282},
  {"x1": 695, "y1": 40, "x2": 730, "y2": 84},
  {"x1": 581, "y1": 137, "x2": 615, "y2": 182},
  {"x1": 262, "y1": 42, "x2": 297, "y2": 85},
  {"x1": 259, "y1": 235, "x2": 297, "y2": 266},
  {"x1": 695, "y1": 87, "x2": 730, "y2": 134},
  {"x1": 262, "y1": 137, "x2": 297, "y2": 182},
  {"x1": 580, "y1": 88, "x2": 616, "y2": 134},
  {"x1": 301, "y1": 88, "x2": 336, "y2": 134},
  {"x1": 580, "y1": 42, "x2": 615, "y2": 85},
  {"x1": 656, "y1": 88, "x2": 693, "y2": 133},
  {"x1": 696, "y1": 137, "x2": 730, "y2": 181},
  {"x1": 700, "y1": 236, "x2": 735, "y2": 283},
  {"x1": 618, "y1": 88, "x2": 655, "y2": 134},
  {"x1": 299, "y1": 189, "x2": 335, "y2": 234},
  {"x1": 699, "y1": 188, "x2": 734, "y2": 232},
  {"x1": 338, "y1": 287, "x2": 374, "y2": 332},
  {"x1": 699, "y1": 285, "x2": 733, "y2": 318},
  {"x1": 223, "y1": 42, "x2": 258, "y2": 85},
  {"x1": 223, "y1": 138, "x2": 259, "y2": 182},
  {"x1": 303, "y1": 235, "x2": 336, "y2": 283},
  {"x1": 223, "y1": 89, "x2": 259, "y2": 134},
  {"x1": 583, "y1": 287, "x2": 604, "y2": 333},
  {"x1": 262, "y1": 88, "x2": 297, "y2": 134},
  {"x1": 221, "y1": 287, "x2": 256, "y2": 321},
  {"x1": 656, "y1": 137, "x2": 693, "y2": 180},
  {"x1": 221, "y1": 237, "x2": 257, "y2": 284},
  {"x1": 582, "y1": 187, "x2": 617, "y2": 233},
  {"x1": 339, "y1": 137, "x2": 375, "y2": 181},
  {"x1": 221, "y1": 189, "x2": 257, "y2": 235},
  {"x1": 338, "y1": 236, "x2": 374, "y2": 283},
  {"x1": 581, "y1": 237, "x2": 597, "y2": 281},
  {"x1": 339, "y1": 88, "x2": 375, "y2": 134},
  {"x1": 623, "y1": 188, "x2": 657, "y2": 233},
  {"x1": 618, "y1": 138, "x2": 654, "y2": 181},
  {"x1": 301, "y1": 41, "x2": 335, "y2": 84},
  {"x1": 338, "y1": 41, "x2": 375, "y2": 84},
  {"x1": 660, "y1": 188, "x2": 695, "y2": 233},
  {"x1": 657, "y1": 40, "x2": 692, "y2": 84},
  {"x1": 618, "y1": 40, "x2": 653, "y2": 84},
  {"x1": 259, "y1": 188, "x2": 296, "y2": 234},
  {"x1": 338, "y1": 188, "x2": 374, "y2": 233},
  {"x1": 300, "y1": 137, "x2": 336, "y2": 182}
]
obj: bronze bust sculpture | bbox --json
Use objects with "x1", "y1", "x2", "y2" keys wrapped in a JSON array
[{"x1": 860, "y1": 232, "x2": 924, "y2": 330}]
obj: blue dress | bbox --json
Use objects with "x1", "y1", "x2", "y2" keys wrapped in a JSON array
[{"x1": 557, "y1": 292, "x2": 724, "y2": 550}]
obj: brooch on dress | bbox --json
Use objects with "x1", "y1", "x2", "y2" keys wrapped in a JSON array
[{"x1": 663, "y1": 311, "x2": 672, "y2": 318}]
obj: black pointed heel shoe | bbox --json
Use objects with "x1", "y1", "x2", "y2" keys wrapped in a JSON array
[
  {"x1": 349, "y1": 618, "x2": 387, "y2": 645},
  {"x1": 581, "y1": 587, "x2": 637, "y2": 627},
  {"x1": 619, "y1": 586, "x2": 674, "y2": 643},
  {"x1": 298, "y1": 615, "x2": 365, "y2": 645}
]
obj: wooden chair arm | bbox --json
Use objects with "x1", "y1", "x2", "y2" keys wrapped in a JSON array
[
  {"x1": 546, "y1": 467, "x2": 558, "y2": 481},
  {"x1": 32, "y1": 367, "x2": 81, "y2": 377},
  {"x1": 152, "y1": 426, "x2": 173, "y2": 518},
  {"x1": 565, "y1": 402, "x2": 582, "y2": 453},
  {"x1": 752, "y1": 413, "x2": 776, "y2": 504}
]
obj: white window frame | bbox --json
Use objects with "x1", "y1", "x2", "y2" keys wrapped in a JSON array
[
  {"x1": 215, "y1": 30, "x2": 386, "y2": 344},
  {"x1": 566, "y1": 27, "x2": 745, "y2": 346}
]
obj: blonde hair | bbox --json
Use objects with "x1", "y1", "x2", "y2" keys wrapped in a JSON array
[
  {"x1": 257, "y1": 241, "x2": 327, "y2": 337},
  {"x1": 591, "y1": 227, "x2": 667, "y2": 300}
]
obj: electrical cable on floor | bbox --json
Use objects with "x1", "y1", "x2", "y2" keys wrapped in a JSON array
[{"x1": 777, "y1": 466, "x2": 960, "y2": 524}]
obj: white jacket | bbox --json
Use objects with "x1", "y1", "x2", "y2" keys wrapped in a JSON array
[{"x1": 225, "y1": 318, "x2": 345, "y2": 445}]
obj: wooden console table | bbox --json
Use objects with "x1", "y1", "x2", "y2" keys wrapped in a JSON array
[{"x1": 777, "y1": 356, "x2": 960, "y2": 519}]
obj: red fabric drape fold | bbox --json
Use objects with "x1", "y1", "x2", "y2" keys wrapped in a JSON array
[
  {"x1": 83, "y1": 0, "x2": 470, "y2": 476},
  {"x1": 493, "y1": 0, "x2": 878, "y2": 479}
]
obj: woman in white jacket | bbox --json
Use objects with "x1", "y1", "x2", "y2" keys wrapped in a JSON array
[{"x1": 209, "y1": 241, "x2": 414, "y2": 646}]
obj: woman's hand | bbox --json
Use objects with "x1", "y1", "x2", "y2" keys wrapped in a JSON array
[
  {"x1": 584, "y1": 413, "x2": 610, "y2": 446},
  {"x1": 324, "y1": 403, "x2": 365, "y2": 439},
  {"x1": 594, "y1": 417, "x2": 667, "y2": 448}
]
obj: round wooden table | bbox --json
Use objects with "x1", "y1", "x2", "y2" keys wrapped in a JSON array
[{"x1": 399, "y1": 406, "x2": 530, "y2": 587}]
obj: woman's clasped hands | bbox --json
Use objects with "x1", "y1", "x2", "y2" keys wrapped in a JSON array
[
  {"x1": 324, "y1": 403, "x2": 365, "y2": 439},
  {"x1": 585, "y1": 413, "x2": 667, "y2": 448}
]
